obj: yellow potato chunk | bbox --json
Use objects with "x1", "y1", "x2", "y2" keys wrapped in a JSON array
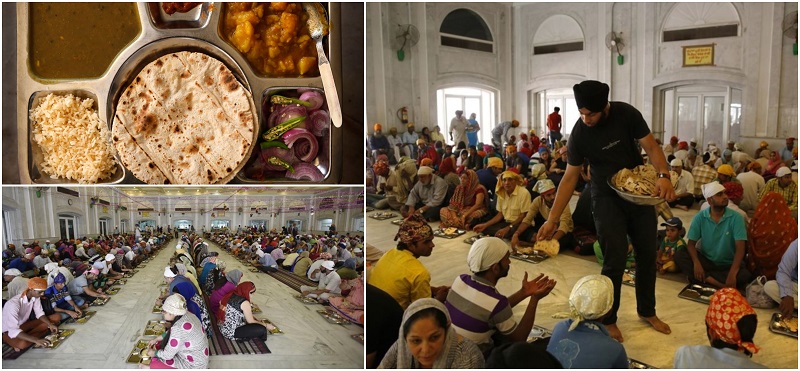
[
  {"x1": 298, "y1": 56, "x2": 316, "y2": 75},
  {"x1": 231, "y1": 21, "x2": 254, "y2": 53}
]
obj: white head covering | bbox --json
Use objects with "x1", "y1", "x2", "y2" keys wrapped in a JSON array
[
  {"x1": 702, "y1": 181, "x2": 726, "y2": 200},
  {"x1": 162, "y1": 294, "x2": 187, "y2": 316},
  {"x1": 467, "y1": 237, "x2": 510, "y2": 273},
  {"x1": 534, "y1": 179, "x2": 556, "y2": 195},
  {"x1": 4, "y1": 268, "x2": 21, "y2": 277},
  {"x1": 164, "y1": 266, "x2": 176, "y2": 278},
  {"x1": 553, "y1": 274, "x2": 614, "y2": 331},
  {"x1": 776, "y1": 167, "x2": 792, "y2": 178},
  {"x1": 417, "y1": 166, "x2": 434, "y2": 175},
  {"x1": 394, "y1": 298, "x2": 460, "y2": 369},
  {"x1": 670, "y1": 158, "x2": 683, "y2": 167},
  {"x1": 105, "y1": 254, "x2": 115, "y2": 261},
  {"x1": 44, "y1": 262, "x2": 59, "y2": 274},
  {"x1": 321, "y1": 261, "x2": 335, "y2": 270}
]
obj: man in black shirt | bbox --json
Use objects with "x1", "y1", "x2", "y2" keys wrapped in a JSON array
[{"x1": 537, "y1": 80, "x2": 676, "y2": 342}]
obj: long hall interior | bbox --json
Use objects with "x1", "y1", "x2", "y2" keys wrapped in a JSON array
[{"x1": 1, "y1": 186, "x2": 365, "y2": 368}]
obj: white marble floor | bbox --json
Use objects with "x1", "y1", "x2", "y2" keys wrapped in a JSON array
[
  {"x1": 366, "y1": 196, "x2": 798, "y2": 369},
  {"x1": 4, "y1": 239, "x2": 364, "y2": 369}
]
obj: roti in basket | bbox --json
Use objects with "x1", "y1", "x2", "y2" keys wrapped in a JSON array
[
  {"x1": 534, "y1": 239, "x2": 560, "y2": 257},
  {"x1": 112, "y1": 51, "x2": 256, "y2": 184}
]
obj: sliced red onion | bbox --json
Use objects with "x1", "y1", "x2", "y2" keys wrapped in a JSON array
[
  {"x1": 299, "y1": 91, "x2": 324, "y2": 111},
  {"x1": 282, "y1": 128, "x2": 319, "y2": 162},
  {"x1": 267, "y1": 105, "x2": 308, "y2": 129},
  {"x1": 308, "y1": 109, "x2": 330, "y2": 137},
  {"x1": 260, "y1": 147, "x2": 298, "y2": 171},
  {"x1": 286, "y1": 162, "x2": 324, "y2": 182}
]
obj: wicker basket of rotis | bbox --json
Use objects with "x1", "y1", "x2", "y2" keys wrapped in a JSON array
[{"x1": 608, "y1": 165, "x2": 671, "y2": 206}]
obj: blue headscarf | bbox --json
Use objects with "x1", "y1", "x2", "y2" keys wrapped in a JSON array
[
  {"x1": 173, "y1": 282, "x2": 202, "y2": 321},
  {"x1": 343, "y1": 258, "x2": 357, "y2": 270},
  {"x1": 53, "y1": 272, "x2": 67, "y2": 284}
]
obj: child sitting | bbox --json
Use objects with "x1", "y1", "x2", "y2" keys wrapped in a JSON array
[
  {"x1": 593, "y1": 237, "x2": 635, "y2": 269},
  {"x1": 657, "y1": 217, "x2": 686, "y2": 274}
]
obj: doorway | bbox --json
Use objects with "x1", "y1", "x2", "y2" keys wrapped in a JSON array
[
  {"x1": 99, "y1": 218, "x2": 110, "y2": 237},
  {"x1": 436, "y1": 87, "x2": 496, "y2": 145},
  {"x1": 659, "y1": 85, "x2": 742, "y2": 149},
  {"x1": 59, "y1": 215, "x2": 78, "y2": 241}
]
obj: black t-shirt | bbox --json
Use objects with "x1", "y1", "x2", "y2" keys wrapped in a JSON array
[
  {"x1": 566, "y1": 101, "x2": 650, "y2": 196},
  {"x1": 366, "y1": 284, "x2": 403, "y2": 368}
]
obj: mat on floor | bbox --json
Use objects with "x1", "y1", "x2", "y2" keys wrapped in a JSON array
[
  {"x1": 265, "y1": 269, "x2": 316, "y2": 293},
  {"x1": 2, "y1": 343, "x2": 29, "y2": 360},
  {"x1": 207, "y1": 309, "x2": 271, "y2": 356}
]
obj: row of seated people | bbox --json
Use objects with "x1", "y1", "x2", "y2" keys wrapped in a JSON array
[
  {"x1": 369, "y1": 148, "x2": 797, "y2": 291},
  {"x1": 367, "y1": 215, "x2": 798, "y2": 368},
  {"x1": 1, "y1": 233, "x2": 168, "y2": 353},
  {"x1": 206, "y1": 231, "x2": 365, "y2": 324}
]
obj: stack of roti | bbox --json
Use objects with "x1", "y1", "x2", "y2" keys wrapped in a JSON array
[
  {"x1": 533, "y1": 239, "x2": 560, "y2": 257},
  {"x1": 112, "y1": 51, "x2": 256, "y2": 184},
  {"x1": 612, "y1": 164, "x2": 658, "y2": 196}
]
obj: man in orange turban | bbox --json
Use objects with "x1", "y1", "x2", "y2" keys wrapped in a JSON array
[
  {"x1": 1, "y1": 277, "x2": 61, "y2": 352},
  {"x1": 368, "y1": 123, "x2": 392, "y2": 162}
]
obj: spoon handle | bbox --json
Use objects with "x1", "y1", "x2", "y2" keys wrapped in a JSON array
[{"x1": 316, "y1": 40, "x2": 342, "y2": 128}]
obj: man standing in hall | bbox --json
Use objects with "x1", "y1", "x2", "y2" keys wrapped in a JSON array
[
  {"x1": 547, "y1": 107, "x2": 562, "y2": 148},
  {"x1": 450, "y1": 110, "x2": 468, "y2": 148},
  {"x1": 537, "y1": 80, "x2": 675, "y2": 342}
]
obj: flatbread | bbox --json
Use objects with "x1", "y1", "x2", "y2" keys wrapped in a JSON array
[
  {"x1": 533, "y1": 239, "x2": 560, "y2": 257},
  {"x1": 112, "y1": 51, "x2": 256, "y2": 184}
]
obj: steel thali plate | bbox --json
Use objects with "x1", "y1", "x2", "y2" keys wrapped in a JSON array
[{"x1": 17, "y1": 2, "x2": 343, "y2": 184}]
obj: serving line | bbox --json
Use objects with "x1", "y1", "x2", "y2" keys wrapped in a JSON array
[{"x1": 16, "y1": 2, "x2": 343, "y2": 184}]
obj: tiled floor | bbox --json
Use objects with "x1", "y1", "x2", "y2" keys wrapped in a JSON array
[
  {"x1": 365, "y1": 196, "x2": 798, "y2": 369},
  {"x1": 3, "y1": 239, "x2": 364, "y2": 369}
]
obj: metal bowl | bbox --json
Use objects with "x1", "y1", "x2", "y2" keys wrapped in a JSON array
[{"x1": 607, "y1": 179, "x2": 666, "y2": 206}]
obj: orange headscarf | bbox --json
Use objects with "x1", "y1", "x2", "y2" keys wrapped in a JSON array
[
  {"x1": 706, "y1": 288, "x2": 759, "y2": 355},
  {"x1": 23, "y1": 277, "x2": 47, "y2": 297}
]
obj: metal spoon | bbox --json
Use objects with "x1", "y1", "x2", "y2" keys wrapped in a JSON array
[{"x1": 304, "y1": 3, "x2": 342, "y2": 128}]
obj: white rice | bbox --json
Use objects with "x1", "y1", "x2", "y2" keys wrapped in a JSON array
[{"x1": 30, "y1": 93, "x2": 117, "y2": 183}]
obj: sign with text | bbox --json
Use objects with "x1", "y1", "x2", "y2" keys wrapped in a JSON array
[
  {"x1": 682, "y1": 44, "x2": 714, "y2": 67},
  {"x1": 142, "y1": 212, "x2": 150, "y2": 217}
]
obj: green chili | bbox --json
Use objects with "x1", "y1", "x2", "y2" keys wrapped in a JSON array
[
  {"x1": 262, "y1": 116, "x2": 306, "y2": 141},
  {"x1": 259, "y1": 141, "x2": 289, "y2": 150},
  {"x1": 267, "y1": 156, "x2": 295, "y2": 173},
  {"x1": 270, "y1": 95, "x2": 311, "y2": 107}
]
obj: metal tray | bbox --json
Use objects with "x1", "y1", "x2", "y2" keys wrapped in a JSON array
[
  {"x1": 678, "y1": 283, "x2": 717, "y2": 305},
  {"x1": 90, "y1": 297, "x2": 110, "y2": 306},
  {"x1": 317, "y1": 309, "x2": 349, "y2": 325},
  {"x1": 432, "y1": 229, "x2": 466, "y2": 239},
  {"x1": 126, "y1": 338, "x2": 156, "y2": 365},
  {"x1": 249, "y1": 267, "x2": 260, "y2": 273},
  {"x1": 511, "y1": 250, "x2": 549, "y2": 264},
  {"x1": 629, "y1": 358, "x2": 657, "y2": 369},
  {"x1": 144, "y1": 320, "x2": 168, "y2": 336},
  {"x1": 43, "y1": 329, "x2": 75, "y2": 349},
  {"x1": 622, "y1": 268, "x2": 636, "y2": 287},
  {"x1": 260, "y1": 318, "x2": 283, "y2": 334},
  {"x1": 107, "y1": 287, "x2": 121, "y2": 295},
  {"x1": 296, "y1": 295, "x2": 320, "y2": 305},
  {"x1": 16, "y1": 2, "x2": 344, "y2": 184},
  {"x1": 75, "y1": 310, "x2": 97, "y2": 324},
  {"x1": 113, "y1": 279, "x2": 128, "y2": 286},
  {"x1": 769, "y1": 313, "x2": 798, "y2": 338},
  {"x1": 152, "y1": 303, "x2": 163, "y2": 313},
  {"x1": 350, "y1": 333, "x2": 364, "y2": 344},
  {"x1": 464, "y1": 234, "x2": 487, "y2": 245},
  {"x1": 368, "y1": 212, "x2": 396, "y2": 221},
  {"x1": 526, "y1": 325, "x2": 552, "y2": 343},
  {"x1": 608, "y1": 179, "x2": 666, "y2": 206},
  {"x1": 390, "y1": 218, "x2": 404, "y2": 226},
  {"x1": 251, "y1": 303, "x2": 262, "y2": 313}
]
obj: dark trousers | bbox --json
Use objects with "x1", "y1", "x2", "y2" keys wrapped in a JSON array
[
  {"x1": 77, "y1": 293, "x2": 97, "y2": 304},
  {"x1": 234, "y1": 323, "x2": 268, "y2": 341},
  {"x1": 484, "y1": 221, "x2": 513, "y2": 239},
  {"x1": 674, "y1": 247, "x2": 752, "y2": 289},
  {"x1": 668, "y1": 195, "x2": 694, "y2": 208},
  {"x1": 411, "y1": 202, "x2": 443, "y2": 222},
  {"x1": 592, "y1": 195, "x2": 658, "y2": 324},
  {"x1": 257, "y1": 265, "x2": 278, "y2": 273}
]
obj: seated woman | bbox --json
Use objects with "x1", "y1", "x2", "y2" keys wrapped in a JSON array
[
  {"x1": 218, "y1": 281, "x2": 274, "y2": 341},
  {"x1": 209, "y1": 269, "x2": 242, "y2": 317},
  {"x1": 173, "y1": 282, "x2": 212, "y2": 337},
  {"x1": 328, "y1": 267, "x2": 364, "y2": 324},
  {"x1": 292, "y1": 251, "x2": 313, "y2": 277},
  {"x1": 379, "y1": 298, "x2": 484, "y2": 368},
  {"x1": 547, "y1": 275, "x2": 628, "y2": 369},
  {"x1": 176, "y1": 263, "x2": 202, "y2": 295},
  {"x1": 439, "y1": 170, "x2": 488, "y2": 230},
  {"x1": 145, "y1": 294, "x2": 209, "y2": 369},
  {"x1": 2, "y1": 278, "x2": 62, "y2": 352},
  {"x1": 673, "y1": 288, "x2": 764, "y2": 368},
  {"x1": 203, "y1": 260, "x2": 225, "y2": 295}
]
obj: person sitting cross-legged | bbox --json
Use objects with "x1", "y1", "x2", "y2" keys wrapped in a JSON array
[
  {"x1": 1, "y1": 277, "x2": 62, "y2": 352},
  {"x1": 510, "y1": 179, "x2": 574, "y2": 254},
  {"x1": 675, "y1": 182, "x2": 751, "y2": 289},
  {"x1": 473, "y1": 171, "x2": 531, "y2": 239}
]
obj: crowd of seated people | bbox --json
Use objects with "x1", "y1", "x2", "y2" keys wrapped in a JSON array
[
  {"x1": 367, "y1": 132, "x2": 798, "y2": 368},
  {"x1": 1, "y1": 231, "x2": 169, "y2": 353}
]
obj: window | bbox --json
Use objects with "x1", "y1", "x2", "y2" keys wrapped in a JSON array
[
  {"x1": 211, "y1": 220, "x2": 230, "y2": 230},
  {"x1": 533, "y1": 15, "x2": 584, "y2": 55},
  {"x1": 3, "y1": 209, "x2": 17, "y2": 248},
  {"x1": 249, "y1": 220, "x2": 267, "y2": 229},
  {"x1": 351, "y1": 216, "x2": 364, "y2": 233},
  {"x1": 120, "y1": 219, "x2": 128, "y2": 234},
  {"x1": 59, "y1": 215, "x2": 78, "y2": 241},
  {"x1": 99, "y1": 218, "x2": 109, "y2": 237},
  {"x1": 437, "y1": 87, "x2": 496, "y2": 145},
  {"x1": 318, "y1": 218, "x2": 333, "y2": 231},
  {"x1": 440, "y1": 9, "x2": 493, "y2": 53},
  {"x1": 662, "y1": 3, "x2": 739, "y2": 42},
  {"x1": 174, "y1": 220, "x2": 192, "y2": 231},
  {"x1": 286, "y1": 220, "x2": 304, "y2": 232}
]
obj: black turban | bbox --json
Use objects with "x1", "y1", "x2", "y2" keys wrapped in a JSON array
[{"x1": 573, "y1": 80, "x2": 610, "y2": 112}]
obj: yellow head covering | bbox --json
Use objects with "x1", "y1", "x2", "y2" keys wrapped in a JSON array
[
  {"x1": 487, "y1": 157, "x2": 503, "y2": 169},
  {"x1": 506, "y1": 145, "x2": 517, "y2": 154},
  {"x1": 496, "y1": 171, "x2": 523, "y2": 196}
]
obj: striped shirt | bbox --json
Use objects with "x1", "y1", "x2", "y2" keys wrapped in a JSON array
[
  {"x1": 759, "y1": 178, "x2": 797, "y2": 211},
  {"x1": 445, "y1": 274, "x2": 516, "y2": 352}
]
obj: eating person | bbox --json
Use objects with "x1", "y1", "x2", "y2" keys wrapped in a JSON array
[{"x1": 145, "y1": 294, "x2": 209, "y2": 369}]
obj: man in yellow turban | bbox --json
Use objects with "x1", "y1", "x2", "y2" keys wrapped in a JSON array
[{"x1": 474, "y1": 171, "x2": 531, "y2": 239}]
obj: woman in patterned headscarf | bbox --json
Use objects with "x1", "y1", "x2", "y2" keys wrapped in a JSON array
[
  {"x1": 673, "y1": 288, "x2": 764, "y2": 368},
  {"x1": 438, "y1": 157, "x2": 461, "y2": 197},
  {"x1": 746, "y1": 192, "x2": 797, "y2": 279},
  {"x1": 439, "y1": 170, "x2": 488, "y2": 230}
]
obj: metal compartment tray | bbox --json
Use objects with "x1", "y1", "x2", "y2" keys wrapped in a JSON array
[{"x1": 16, "y1": 2, "x2": 343, "y2": 184}]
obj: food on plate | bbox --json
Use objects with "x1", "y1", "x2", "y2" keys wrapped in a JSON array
[
  {"x1": 244, "y1": 89, "x2": 329, "y2": 181},
  {"x1": 443, "y1": 227, "x2": 458, "y2": 235},
  {"x1": 517, "y1": 246, "x2": 534, "y2": 255},
  {"x1": 612, "y1": 164, "x2": 658, "y2": 196},
  {"x1": 782, "y1": 316, "x2": 798, "y2": 332},
  {"x1": 221, "y1": 2, "x2": 323, "y2": 77},
  {"x1": 30, "y1": 93, "x2": 118, "y2": 183},
  {"x1": 161, "y1": 2, "x2": 201, "y2": 14},
  {"x1": 533, "y1": 239, "x2": 560, "y2": 257},
  {"x1": 112, "y1": 51, "x2": 256, "y2": 184},
  {"x1": 29, "y1": 2, "x2": 141, "y2": 79}
]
